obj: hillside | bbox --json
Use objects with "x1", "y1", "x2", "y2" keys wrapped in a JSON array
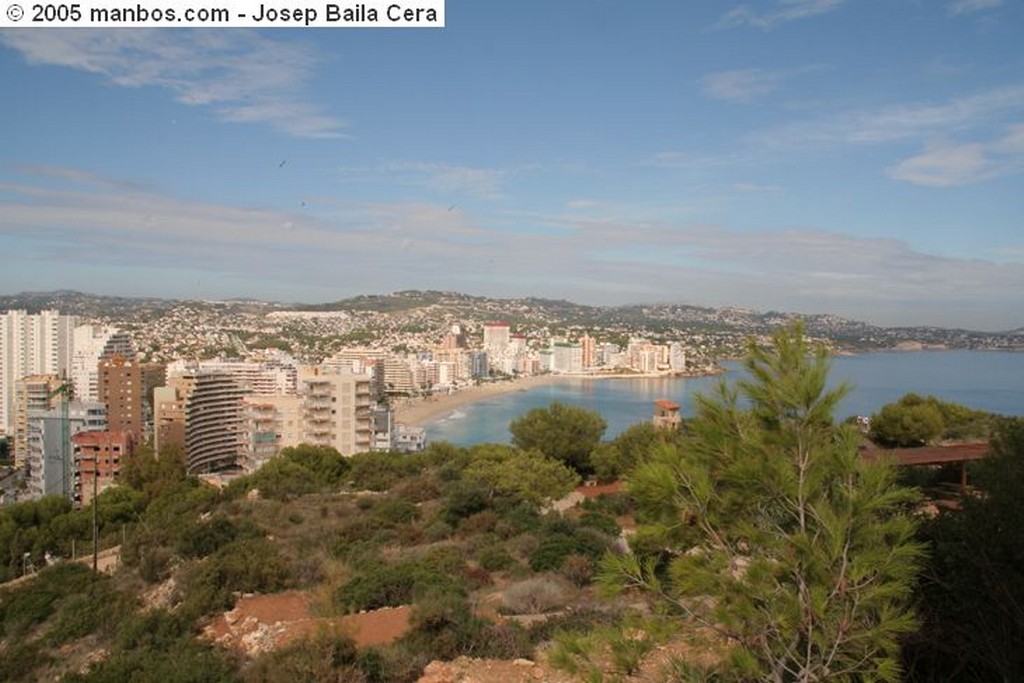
[
  {"x1": 3, "y1": 290, "x2": 1022, "y2": 359},
  {"x1": 0, "y1": 441, "x2": 665, "y2": 682}
]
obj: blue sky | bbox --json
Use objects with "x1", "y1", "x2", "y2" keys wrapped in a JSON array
[{"x1": 1, "y1": 0, "x2": 1023, "y2": 330}]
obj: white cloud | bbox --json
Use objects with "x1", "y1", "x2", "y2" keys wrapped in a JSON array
[
  {"x1": 0, "y1": 30, "x2": 346, "y2": 138},
  {"x1": 717, "y1": 0, "x2": 846, "y2": 30},
  {"x1": 759, "y1": 84, "x2": 1024, "y2": 147},
  {"x1": 338, "y1": 161, "x2": 514, "y2": 201},
  {"x1": 701, "y1": 69, "x2": 784, "y2": 102},
  {"x1": 733, "y1": 182, "x2": 783, "y2": 192},
  {"x1": 3, "y1": 166, "x2": 1022, "y2": 329},
  {"x1": 887, "y1": 123, "x2": 1024, "y2": 186},
  {"x1": 701, "y1": 65, "x2": 822, "y2": 103},
  {"x1": 948, "y1": 0, "x2": 1003, "y2": 15}
]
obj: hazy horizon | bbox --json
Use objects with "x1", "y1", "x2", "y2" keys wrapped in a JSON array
[{"x1": 2, "y1": 2, "x2": 1022, "y2": 330}]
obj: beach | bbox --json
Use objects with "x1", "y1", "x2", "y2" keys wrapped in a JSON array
[{"x1": 392, "y1": 375, "x2": 566, "y2": 427}]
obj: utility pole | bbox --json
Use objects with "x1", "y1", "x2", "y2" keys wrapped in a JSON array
[{"x1": 92, "y1": 451, "x2": 98, "y2": 573}]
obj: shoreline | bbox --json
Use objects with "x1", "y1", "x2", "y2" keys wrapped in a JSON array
[
  {"x1": 392, "y1": 368, "x2": 726, "y2": 428},
  {"x1": 392, "y1": 375, "x2": 565, "y2": 428}
]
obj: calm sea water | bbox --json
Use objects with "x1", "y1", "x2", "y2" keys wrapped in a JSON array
[{"x1": 425, "y1": 351, "x2": 1024, "y2": 445}]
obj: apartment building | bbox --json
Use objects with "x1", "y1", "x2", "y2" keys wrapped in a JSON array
[
  {"x1": 99, "y1": 355, "x2": 143, "y2": 448},
  {"x1": 13, "y1": 374, "x2": 63, "y2": 468},
  {"x1": 26, "y1": 401, "x2": 106, "y2": 500},
  {"x1": 0, "y1": 310, "x2": 76, "y2": 437},
  {"x1": 72, "y1": 430, "x2": 132, "y2": 506},
  {"x1": 298, "y1": 366, "x2": 375, "y2": 456},
  {"x1": 241, "y1": 395, "x2": 302, "y2": 472}
]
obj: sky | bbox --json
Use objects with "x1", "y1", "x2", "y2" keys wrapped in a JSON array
[{"x1": 1, "y1": 0, "x2": 1023, "y2": 331}]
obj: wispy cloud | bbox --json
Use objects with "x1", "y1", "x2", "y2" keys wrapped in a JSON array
[
  {"x1": 886, "y1": 123, "x2": 1024, "y2": 186},
  {"x1": 716, "y1": 0, "x2": 846, "y2": 30},
  {"x1": 3, "y1": 166, "x2": 1021, "y2": 328},
  {"x1": 733, "y1": 182, "x2": 783, "y2": 192},
  {"x1": 336, "y1": 161, "x2": 520, "y2": 201},
  {"x1": 700, "y1": 66, "x2": 821, "y2": 103},
  {"x1": 948, "y1": 0, "x2": 1003, "y2": 15},
  {"x1": 0, "y1": 30, "x2": 346, "y2": 138},
  {"x1": 759, "y1": 84, "x2": 1024, "y2": 147}
]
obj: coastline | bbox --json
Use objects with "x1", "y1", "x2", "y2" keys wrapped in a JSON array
[
  {"x1": 392, "y1": 375, "x2": 566, "y2": 428},
  {"x1": 392, "y1": 367, "x2": 727, "y2": 428}
]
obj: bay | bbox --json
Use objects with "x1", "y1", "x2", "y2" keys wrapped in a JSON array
[{"x1": 425, "y1": 351, "x2": 1024, "y2": 445}]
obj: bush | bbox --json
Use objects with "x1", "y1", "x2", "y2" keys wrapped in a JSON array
[
  {"x1": 0, "y1": 642, "x2": 51, "y2": 682},
  {"x1": 177, "y1": 537, "x2": 291, "y2": 617},
  {"x1": 441, "y1": 480, "x2": 490, "y2": 526},
  {"x1": 560, "y1": 553, "x2": 594, "y2": 587},
  {"x1": 335, "y1": 560, "x2": 460, "y2": 612},
  {"x1": 423, "y1": 520, "x2": 453, "y2": 542},
  {"x1": 372, "y1": 496, "x2": 419, "y2": 525},
  {"x1": 502, "y1": 577, "x2": 572, "y2": 614},
  {"x1": 477, "y1": 544, "x2": 516, "y2": 572},
  {"x1": 578, "y1": 511, "x2": 620, "y2": 537},
  {"x1": 244, "y1": 630, "x2": 363, "y2": 683},
  {"x1": 529, "y1": 533, "x2": 582, "y2": 572}
]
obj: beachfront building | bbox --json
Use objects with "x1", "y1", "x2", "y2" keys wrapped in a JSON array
[
  {"x1": 165, "y1": 358, "x2": 297, "y2": 396},
  {"x1": 382, "y1": 357, "x2": 417, "y2": 396},
  {"x1": 470, "y1": 351, "x2": 489, "y2": 379},
  {"x1": 580, "y1": 334, "x2": 596, "y2": 369},
  {"x1": 551, "y1": 342, "x2": 584, "y2": 374},
  {"x1": 184, "y1": 372, "x2": 246, "y2": 474},
  {"x1": 483, "y1": 322, "x2": 511, "y2": 357},
  {"x1": 669, "y1": 342, "x2": 686, "y2": 372},
  {"x1": 298, "y1": 366, "x2": 375, "y2": 456}
]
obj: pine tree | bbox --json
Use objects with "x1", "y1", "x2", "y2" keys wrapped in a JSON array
[{"x1": 601, "y1": 324, "x2": 923, "y2": 682}]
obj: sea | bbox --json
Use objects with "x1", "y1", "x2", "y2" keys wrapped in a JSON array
[{"x1": 425, "y1": 351, "x2": 1024, "y2": 446}]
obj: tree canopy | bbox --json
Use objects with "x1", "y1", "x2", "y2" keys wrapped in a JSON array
[
  {"x1": 600, "y1": 324, "x2": 924, "y2": 682},
  {"x1": 461, "y1": 444, "x2": 579, "y2": 506},
  {"x1": 508, "y1": 402, "x2": 606, "y2": 475},
  {"x1": 870, "y1": 393, "x2": 996, "y2": 448}
]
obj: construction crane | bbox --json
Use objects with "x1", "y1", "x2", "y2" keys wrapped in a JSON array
[{"x1": 47, "y1": 379, "x2": 73, "y2": 500}]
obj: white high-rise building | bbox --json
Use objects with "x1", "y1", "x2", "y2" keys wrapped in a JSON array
[
  {"x1": 669, "y1": 342, "x2": 687, "y2": 372},
  {"x1": 71, "y1": 324, "x2": 124, "y2": 402},
  {"x1": 483, "y1": 322, "x2": 511, "y2": 357},
  {"x1": 0, "y1": 310, "x2": 77, "y2": 438},
  {"x1": 166, "y1": 359, "x2": 297, "y2": 396}
]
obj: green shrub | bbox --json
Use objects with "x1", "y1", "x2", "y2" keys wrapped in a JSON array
[
  {"x1": 529, "y1": 533, "x2": 581, "y2": 572},
  {"x1": 0, "y1": 641, "x2": 51, "y2": 682},
  {"x1": 372, "y1": 496, "x2": 419, "y2": 525},
  {"x1": 423, "y1": 520, "x2": 453, "y2": 542},
  {"x1": 177, "y1": 537, "x2": 291, "y2": 617},
  {"x1": 335, "y1": 560, "x2": 461, "y2": 612},
  {"x1": 244, "y1": 630, "x2": 363, "y2": 683},
  {"x1": 441, "y1": 480, "x2": 490, "y2": 526},
  {"x1": 477, "y1": 544, "x2": 515, "y2": 572},
  {"x1": 578, "y1": 511, "x2": 620, "y2": 537}
]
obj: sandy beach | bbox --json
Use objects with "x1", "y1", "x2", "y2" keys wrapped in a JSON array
[
  {"x1": 391, "y1": 368, "x2": 725, "y2": 428},
  {"x1": 392, "y1": 375, "x2": 566, "y2": 427}
]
